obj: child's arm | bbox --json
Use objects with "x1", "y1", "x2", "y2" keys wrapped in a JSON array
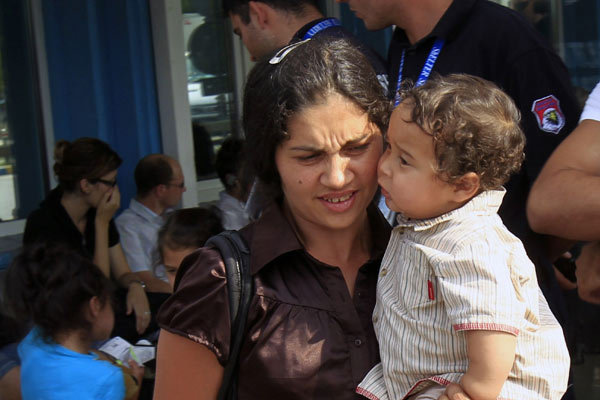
[{"x1": 455, "y1": 330, "x2": 517, "y2": 400}]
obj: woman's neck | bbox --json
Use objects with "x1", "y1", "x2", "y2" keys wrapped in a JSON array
[
  {"x1": 60, "y1": 191, "x2": 91, "y2": 227},
  {"x1": 283, "y1": 204, "x2": 372, "y2": 269},
  {"x1": 54, "y1": 329, "x2": 93, "y2": 355}
]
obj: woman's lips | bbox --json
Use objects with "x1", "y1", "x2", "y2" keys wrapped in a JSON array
[{"x1": 319, "y1": 191, "x2": 357, "y2": 213}]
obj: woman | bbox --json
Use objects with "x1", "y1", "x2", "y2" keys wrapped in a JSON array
[
  {"x1": 155, "y1": 37, "x2": 391, "y2": 399},
  {"x1": 23, "y1": 138, "x2": 151, "y2": 336}
]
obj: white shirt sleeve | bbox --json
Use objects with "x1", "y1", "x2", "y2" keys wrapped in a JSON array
[{"x1": 580, "y1": 82, "x2": 600, "y2": 123}]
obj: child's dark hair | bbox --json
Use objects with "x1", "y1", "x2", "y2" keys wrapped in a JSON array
[
  {"x1": 243, "y1": 36, "x2": 391, "y2": 200},
  {"x1": 54, "y1": 137, "x2": 122, "y2": 192},
  {"x1": 398, "y1": 74, "x2": 525, "y2": 190},
  {"x1": 5, "y1": 244, "x2": 113, "y2": 342},
  {"x1": 157, "y1": 207, "x2": 224, "y2": 258}
]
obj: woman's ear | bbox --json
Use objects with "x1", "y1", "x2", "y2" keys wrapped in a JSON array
[
  {"x1": 452, "y1": 172, "x2": 480, "y2": 202},
  {"x1": 79, "y1": 178, "x2": 92, "y2": 194}
]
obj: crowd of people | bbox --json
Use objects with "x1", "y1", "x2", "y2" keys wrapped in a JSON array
[{"x1": 1, "y1": 0, "x2": 600, "y2": 399}]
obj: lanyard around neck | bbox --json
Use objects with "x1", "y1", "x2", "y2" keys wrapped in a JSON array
[
  {"x1": 302, "y1": 18, "x2": 342, "y2": 40},
  {"x1": 394, "y1": 38, "x2": 445, "y2": 106}
]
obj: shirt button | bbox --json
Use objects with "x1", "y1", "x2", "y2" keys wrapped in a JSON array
[
  {"x1": 356, "y1": 291, "x2": 363, "y2": 298},
  {"x1": 354, "y1": 338, "x2": 363, "y2": 347},
  {"x1": 380, "y1": 268, "x2": 388, "y2": 277}
]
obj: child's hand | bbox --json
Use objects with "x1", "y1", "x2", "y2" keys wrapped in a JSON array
[
  {"x1": 438, "y1": 383, "x2": 471, "y2": 400},
  {"x1": 128, "y1": 359, "x2": 145, "y2": 386}
]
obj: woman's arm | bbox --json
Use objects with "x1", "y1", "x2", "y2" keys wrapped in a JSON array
[
  {"x1": 154, "y1": 329, "x2": 224, "y2": 399},
  {"x1": 109, "y1": 244, "x2": 151, "y2": 334},
  {"x1": 94, "y1": 187, "x2": 121, "y2": 277},
  {"x1": 456, "y1": 330, "x2": 516, "y2": 400}
]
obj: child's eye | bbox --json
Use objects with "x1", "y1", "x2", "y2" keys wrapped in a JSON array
[{"x1": 399, "y1": 156, "x2": 409, "y2": 165}]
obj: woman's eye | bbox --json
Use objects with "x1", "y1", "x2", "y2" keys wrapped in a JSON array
[
  {"x1": 298, "y1": 153, "x2": 320, "y2": 161},
  {"x1": 399, "y1": 156, "x2": 408, "y2": 165},
  {"x1": 345, "y1": 143, "x2": 370, "y2": 155}
]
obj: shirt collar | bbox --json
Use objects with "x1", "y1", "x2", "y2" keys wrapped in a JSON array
[
  {"x1": 396, "y1": 188, "x2": 506, "y2": 231},
  {"x1": 293, "y1": 18, "x2": 328, "y2": 41},
  {"x1": 392, "y1": 0, "x2": 477, "y2": 49},
  {"x1": 129, "y1": 198, "x2": 164, "y2": 225},
  {"x1": 242, "y1": 202, "x2": 391, "y2": 275}
]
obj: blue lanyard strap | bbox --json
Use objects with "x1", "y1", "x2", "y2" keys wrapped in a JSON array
[
  {"x1": 394, "y1": 38, "x2": 445, "y2": 106},
  {"x1": 302, "y1": 18, "x2": 342, "y2": 40}
]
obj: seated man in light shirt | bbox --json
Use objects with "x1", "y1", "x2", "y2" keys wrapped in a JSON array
[{"x1": 116, "y1": 154, "x2": 186, "y2": 293}]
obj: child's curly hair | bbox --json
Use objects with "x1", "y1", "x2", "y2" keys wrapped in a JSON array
[{"x1": 398, "y1": 74, "x2": 525, "y2": 190}]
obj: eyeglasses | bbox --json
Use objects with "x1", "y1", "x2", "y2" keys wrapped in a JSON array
[
  {"x1": 90, "y1": 178, "x2": 118, "y2": 187},
  {"x1": 165, "y1": 181, "x2": 185, "y2": 189}
]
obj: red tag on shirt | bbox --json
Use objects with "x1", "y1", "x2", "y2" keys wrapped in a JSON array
[{"x1": 428, "y1": 280, "x2": 435, "y2": 300}]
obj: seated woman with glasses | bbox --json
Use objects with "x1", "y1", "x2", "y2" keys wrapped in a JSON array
[{"x1": 23, "y1": 138, "x2": 152, "y2": 339}]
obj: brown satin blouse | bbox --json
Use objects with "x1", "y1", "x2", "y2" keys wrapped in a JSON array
[{"x1": 157, "y1": 203, "x2": 391, "y2": 399}]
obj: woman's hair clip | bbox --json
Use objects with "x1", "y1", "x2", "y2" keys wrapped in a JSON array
[{"x1": 269, "y1": 39, "x2": 311, "y2": 64}]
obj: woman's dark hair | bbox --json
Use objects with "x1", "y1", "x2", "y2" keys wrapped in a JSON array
[
  {"x1": 157, "y1": 207, "x2": 224, "y2": 259},
  {"x1": 243, "y1": 36, "x2": 391, "y2": 200},
  {"x1": 4, "y1": 244, "x2": 113, "y2": 342},
  {"x1": 54, "y1": 137, "x2": 122, "y2": 191}
]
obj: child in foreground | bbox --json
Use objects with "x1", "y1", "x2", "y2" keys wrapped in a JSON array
[
  {"x1": 358, "y1": 74, "x2": 569, "y2": 400},
  {"x1": 6, "y1": 245, "x2": 144, "y2": 400}
]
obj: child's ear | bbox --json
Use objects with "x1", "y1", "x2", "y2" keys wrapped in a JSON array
[
  {"x1": 88, "y1": 296, "x2": 103, "y2": 319},
  {"x1": 452, "y1": 172, "x2": 480, "y2": 202}
]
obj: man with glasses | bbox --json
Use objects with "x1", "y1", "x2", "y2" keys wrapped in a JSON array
[{"x1": 116, "y1": 154, "x2": 186, "y2": 293}]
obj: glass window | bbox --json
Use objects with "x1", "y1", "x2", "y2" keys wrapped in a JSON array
[
  {"x1": 0, "y1": 0, "x2": 46, "y2": 223},
  {"x1": 496, "y1": 0, "x2": 600, "y2": 95},
  {"x1": 181, "y1": 0, "x2": 238, "y2": 182}
]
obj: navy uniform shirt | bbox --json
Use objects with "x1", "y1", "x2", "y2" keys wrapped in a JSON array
[
  {"x1": 294, "y1": 18, "x2": 388, "y2": 93},
  {"x1": 387, "y1": 0, "x2": 581, "y2": 324}
]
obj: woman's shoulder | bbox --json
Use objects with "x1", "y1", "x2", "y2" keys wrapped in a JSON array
[{"x1": 156, "y1": 246, "x2": 231, "y2": 363}]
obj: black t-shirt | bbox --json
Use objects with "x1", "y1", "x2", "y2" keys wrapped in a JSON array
[
  {"x1": 387, "y1": 0, "x2": 582, "y2": 325},
  {"x1": 293, "y1": 18, "x2": 389, "y2": 92},
  {"x1": 23, "y1": 188, "x2": 120, "y2": 259}
]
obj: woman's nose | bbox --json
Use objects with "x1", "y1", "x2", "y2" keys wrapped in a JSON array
[{"x1": 322, "y1": 155, "x2": 351, "y2": 188}]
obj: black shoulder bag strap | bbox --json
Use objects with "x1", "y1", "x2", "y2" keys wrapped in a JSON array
[{"x1": 206, "y1": 230, "x2": 253, "y2": 400}]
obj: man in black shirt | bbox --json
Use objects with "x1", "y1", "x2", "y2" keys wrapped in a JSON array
[{"x1": 222, "y1": 0, "x2": 387, "y2": 87}]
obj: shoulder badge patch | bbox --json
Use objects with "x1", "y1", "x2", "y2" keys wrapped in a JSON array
[{"x1": 531, "y1": 95, "x2": 565, "y2": 134}]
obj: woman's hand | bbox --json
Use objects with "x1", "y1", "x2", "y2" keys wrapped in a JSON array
[
  {"x1": 96, "y1": 185, "x2": 120, "y2": 226},
  {"x1": 438, "y1": 383, "x2": 471, "y2": 400},
  {"x1": 126, "y1": 282, "x2": 151, "y2": 334}
]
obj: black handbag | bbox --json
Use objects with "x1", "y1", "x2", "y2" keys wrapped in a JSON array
[{"x1": 206, "y1": 231, "x2": 253, "y2": 400}]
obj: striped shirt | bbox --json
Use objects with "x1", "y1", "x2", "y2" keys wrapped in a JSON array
[{"x1": 358, "y1": 189, "x2": 569, "y2": 400}]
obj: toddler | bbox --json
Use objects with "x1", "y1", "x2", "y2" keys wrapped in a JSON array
[
  {"x1": 358, "y1": 74, "x2": 570, "y2": 400},
  {"x1": 6, "y1": 244, "x2": 144, "y2": 399}
]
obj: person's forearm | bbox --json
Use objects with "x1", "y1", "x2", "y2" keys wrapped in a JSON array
[
  {"x1": 134, "y1": 271, "x2": 172, "y2": 293},
  {"x1": 93, "y1": 219, "x2": 111, "y2": 277},
  {"x1": 461, "y1": 330, "x2": 516, "y2": 400},
  {"x1": 528, "y1": 169, "x2": 600, "y2": 240}
]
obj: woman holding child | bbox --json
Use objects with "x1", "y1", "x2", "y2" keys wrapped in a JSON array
[{"x1": 155, "y1": 37, "x2": 392, "y2": 399}]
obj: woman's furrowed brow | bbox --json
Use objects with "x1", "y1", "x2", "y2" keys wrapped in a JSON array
[{"x1": 289, "y1": 134, "x2": 371, "y2": 152}]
